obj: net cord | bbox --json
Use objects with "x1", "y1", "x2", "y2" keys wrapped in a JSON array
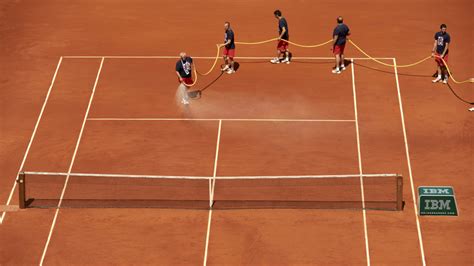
[{"x1": 20, "y1": 171, "x2": 399, "y2": 180}]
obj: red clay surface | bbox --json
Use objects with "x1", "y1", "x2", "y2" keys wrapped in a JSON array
[{"x1": 0, "y1": 0, "x2": 472, "y2": 265}]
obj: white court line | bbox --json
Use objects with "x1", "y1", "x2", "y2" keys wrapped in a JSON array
[
  {"x1": 39, "y1": 57, "x2": 105, "y2": 265},
  {"x1": 204, "y1": 119, "x2": 222, "y2": 266},
  {"x1": 0, "y1": 57, "x2": 63, "y2": 225},
  {"x1": 351, "y1": 59, "x2": 371, "y2": 266},
  {"x1": 21, "y1": 171, "x2": 399, "y2": 180},
  {"x1": 203, "y1": 210, "x2": 213, "y2": 266},
  {"x1": 62, "y1": 55, "x2": 395, "y2": 60},
  {"x1": 209, "y1": 120, "x2": 222, "y2": 204},
  {"x1": 392, "y1": 58, "x2": 426, "y2": 266},
  {"x1": 87, "y1": 118, "x2": 355, "y2": 123}
]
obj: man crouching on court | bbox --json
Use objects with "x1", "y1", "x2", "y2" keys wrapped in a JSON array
[{"x1": 175, "y1": 52, "x2": 194, "y2": 105}]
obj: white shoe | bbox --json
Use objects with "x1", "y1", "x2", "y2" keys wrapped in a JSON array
[
  {"x1": 442, "y1": 78, "x2": 448, "y2": 84},
  {"x1": 432, "y1": 76, "x2": 442, "y2": 83},
  {"x1": 332, "y1": 68, "x2": 341, "y2": 74},
  {"x1": 281, "y1": 57, "x2": 290, "y2": 64},
  {"x1": 340, "y1": 65, "x2": 346, "y2": 71},
  {"x1": 221, "y1": 65, "x2": 229, "y2": 72},
  {"x1": 226, "y1": 69, "x2": 235, "y2": 74},
  {"x1": 181, "y1": 99, "x2": 190, "y2": 105},
  {"x1": 270, "y1": 58, "x2": 280, "y2": 64}
]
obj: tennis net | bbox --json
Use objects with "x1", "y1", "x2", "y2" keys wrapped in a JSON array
[{"x1": 17, "y1": 172, "x2": 403, "y2": 211}]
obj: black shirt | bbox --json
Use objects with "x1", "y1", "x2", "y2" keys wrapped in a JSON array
[
  {"x1": 225, "y1": 28, "x2": 235, "y2": 49},
  {"x1": 278, "y1": 18, "x2": 289, "y2": 40},
  {"x1": 175, "y1": 57, "x2": 193, "y2": 78},
  {"x1": 333, "y1": 24, "x2": 350, "y2": 46},
  {"x1": 434, "y1": 31, "x2": 450, "y2": 54}
]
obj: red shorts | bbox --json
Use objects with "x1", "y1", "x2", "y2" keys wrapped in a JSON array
[
  {"x1": 178, "y1": 77, "x2": 194, "y2": 86},
  {"x1": 277, "y1": 40, "x2": 289, "y2": 52},
  {"x1": 333, "y1": 44, "x2": 345, "y2": 55},
  {"x1": 223, "y1": 48, "x2": 235, "y2": 59},
  {"x1": 435, "y1": 52, "x2": 448, "y2": 67}
]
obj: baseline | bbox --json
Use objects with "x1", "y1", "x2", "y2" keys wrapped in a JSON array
[
  {"x1": 62, "y1": 56, "x2": 395, "y2": 60},
  {"x1": 87, "y1": 118, "x2": 355, "y2": 122}
]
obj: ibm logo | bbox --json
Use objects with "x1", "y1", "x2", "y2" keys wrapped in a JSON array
[
  {"x1": 421, "y1": 188, "x2": 451, "y2": 195},
  {"x1": 418, "y1": 186, "x2": 457, "y2": 216},
  {"x1": 423, "y1": 199, "x2": 451, "y2": 210}
]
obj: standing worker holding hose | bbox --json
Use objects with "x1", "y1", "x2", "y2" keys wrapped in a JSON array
[
  {"x1": 220, "y1": 22, "x2": 236, "y2": 74},
  {"x1": 432, "y1": 24, "x2": 450, "y2": 84},
  {"x1": 271, "y1": 10, "x2": 291, "y2": 64}
]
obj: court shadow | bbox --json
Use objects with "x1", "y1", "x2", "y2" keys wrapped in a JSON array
[
  {"x1": 290, "y1": 60, "x2": 334, "y2": 65},
  {"x1": 24, "y1": 198, "x2": 404, "y2": 211},
  {"x1": 354, "y1": 62, "x2": 473, "y2": 104},
  {"x1": 353, "y1": 62, "x2": 431, "y2": 78},
  {"x1": 186, "y1": 70, "x2": 225, "y2": 100},
  {"x1": 238, "y1": 60, "x2": 272, "y2": 64},
  {"x1": 445, "y1": 82, "x2": 474, "y2": 105}
]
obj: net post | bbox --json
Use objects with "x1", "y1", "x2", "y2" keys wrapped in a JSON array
[
  {"x1": 17, "y1": 172, "x2": 26, "y2": 209},
  {"x1": 396, "y1": 175, "x2": 403, "y2": 211}
]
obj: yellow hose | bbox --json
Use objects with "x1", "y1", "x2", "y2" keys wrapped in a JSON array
[
  {"x1": 349, "y1": 40, "x2": 473, "y2": 83},
  {"x1": 439, "y1": 57, "x2": 474, "y2": 84},
  {"x1": 195, "y1": 44, "x2": 222, "y2": 76},
  {"x1": 186, "y1": 37, "x2": 472, "y2": 87},
  {"x1": 191, "y1": 38, "x2": 334, "y2": 80}
]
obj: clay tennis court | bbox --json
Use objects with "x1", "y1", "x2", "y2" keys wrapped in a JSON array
[{"x1": 0, "y1": 1, "x2": 472, "y2": 265}]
